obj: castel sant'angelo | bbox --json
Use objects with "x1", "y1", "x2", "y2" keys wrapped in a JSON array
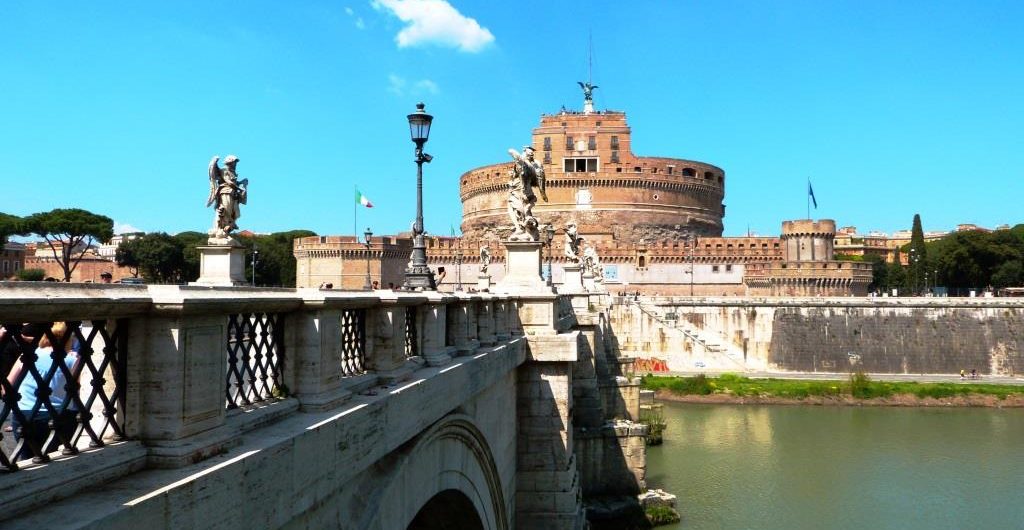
[{"x1": 294, "y1": 86, "x2": 872, "y2": 296}]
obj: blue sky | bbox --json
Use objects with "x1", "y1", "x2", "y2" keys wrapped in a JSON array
[{"x1": 2, "y1": 1, "x2": 1022, "y2": 238}]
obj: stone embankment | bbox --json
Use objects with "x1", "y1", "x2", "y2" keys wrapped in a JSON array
[{"x1": 610, "y1": 296, "x2": 1024, "y2": 376}]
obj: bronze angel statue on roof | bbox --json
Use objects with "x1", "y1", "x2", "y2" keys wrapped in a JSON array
[
  {"x1": 207, "y1": 155, "x2": 248, "y2": 239},
  {"x1": 578, "y1": 81, "x2": 598, "y2": 102}
]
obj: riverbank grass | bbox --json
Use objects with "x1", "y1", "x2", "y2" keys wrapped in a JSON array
[{"x1": 642, "y1": 373, "x2": 1024, "y2": 401}]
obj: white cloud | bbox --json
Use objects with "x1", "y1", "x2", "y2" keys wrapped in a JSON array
[
  {"x1": 371, "y1": 0, "x2": 494, "y2": 53},
  {"x1": 345, "y1": 6, "x2": 366, "y2": 29},
  {"x1": 387, "y1": 74, "x2": 407, "y2": 95},
  {"x1": 414, "y1": 79, "x2": 439, "y2": 94},
  {"x1": 387, "y1": 74, "x2": 440, "y2": 96},
  {"x1": 114, "y1": 221, "x2": 143, "y2": 235}
]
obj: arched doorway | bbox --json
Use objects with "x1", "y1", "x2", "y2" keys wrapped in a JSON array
[{"x1": 407, "y1": 489, "x2": 485, "y2": 530}]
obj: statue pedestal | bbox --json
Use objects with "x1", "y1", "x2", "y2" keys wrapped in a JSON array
[
  {"x1": 191, "y1": 240, "x2": 247, "y2": 287},
  {"x1": 559, "y1": 264, "x2": 585, "y2": 294},
  {"x1": 477, "y1": 274, "x2": 491, "y2": 292},
  {"x1": 582, "y1": 271, "x2": 596, "y2": 292},
  {"x1": 494, "y1": 240, "x2": 551, "y2": 294}
]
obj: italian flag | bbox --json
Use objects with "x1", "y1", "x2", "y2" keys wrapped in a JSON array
[{"x1": 356, "y1": 188, "x2": 373, "y2": 208}]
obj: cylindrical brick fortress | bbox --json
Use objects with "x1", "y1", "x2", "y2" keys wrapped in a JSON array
[
  {"x1": 781, "y1": 219, "x2": 836, "y2": 262},
  {"x1": 459, "y1": 111, "x2": 725, "y2": 243}
]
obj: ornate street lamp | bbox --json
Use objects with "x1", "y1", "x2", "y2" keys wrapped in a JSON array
[
  {"x1": 403, "y1": 102, "x2": 437, "y2": 290},
  {"x1": 363, "y1": 227, "x2": 373, "y2": 291},
  {"x1": 542, "y1": 224, "x2": 555, "y2": 286},
  {"x1": 251, "y1": 244, "x2": 259, "y2": 287}
]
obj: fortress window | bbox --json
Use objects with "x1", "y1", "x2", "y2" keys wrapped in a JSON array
[
  {"x1": 566, "y1": 136, "x2": 574, "y2": 151},
  {"x1": 712, "y1": 265, "x2": 720, "y2": 273},
  {"x1": 611, "y1": 151, "x2": 620, "y2": 163},
  {"x1": 564, "y1": 157, "x2": 598, "y2": 173},
  {"x1": 652, "y1": 167, "x2": 658, "y2": 174},
  {"x1": 543, "y1": 137, "x2": 551, "y2": 151},
  {"x1": 634, "y1": 166, "x2": 642, "y2": 173},
  {"x1": 616, "y1": 167, "x2": 622, "y2": 173},
  {"x1": 588, "y1": 136, "x2": 597, "y2": 150},
  {"x1": 543, "y1": 152, "x2": 551, "y2": 164},
  {"x1": 610, "y1": 136, "x2": 619, "y2": 149},
  {"x1": 726, "y1": 264, "x2": 733, "y2": 272},
  {"x1": 683, "y1": 168, "x2": 696, "y2": 177},
  {"x1": 667, "y1": 166, "x2": 674, "y2": 175},
  {"x1": 704, "y1": 171, "x2": 714, "y2": 180},
  {"x1": 638, "y1": 255, "x2": 647, "y2": 269}
]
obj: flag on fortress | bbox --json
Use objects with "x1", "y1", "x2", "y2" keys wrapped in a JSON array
[
  {"x1": 356, "y1": 189, "x2": 373, "y2": 208},
  {"x1": 808, "y1": 181, "x2": 818, "y2": 209}
]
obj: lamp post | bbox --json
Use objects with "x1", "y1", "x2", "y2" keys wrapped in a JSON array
[
  {"x1": 543, "y1": 224, "x2": 555, "y2": 286},
  {"x1": 455, "y1": 247, "x2": 463, "y2": 292},
  {"x1": 909, "y1": 248, "x2": 919, "y2": 296},
  {"x1": 251, "y1": 244, "x2": 259, "y2": 287},
  {"x1": 363, "y1": 227, "x2": 373, "y2": 291},
  {"x1": 403, "y1": 102, "x2": 437, "y2": 291}
]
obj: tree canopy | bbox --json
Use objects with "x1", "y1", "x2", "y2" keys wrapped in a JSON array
[
  {"x1": 22, "y1": 208, "x2": 114, "y2": 282},
  {"x1": 116, "y1": 233, "x2": 186, "y2": 283}
]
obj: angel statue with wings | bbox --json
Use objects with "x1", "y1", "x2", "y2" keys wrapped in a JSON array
[
  {"x1": 207, "y1": 155, "x2": 249, "y2": 239},
  {"x1": 578, "y1": 81, "x2": 598, "y2": 102},
  {"x1": 506, "y1": 146, "x2": 548, "y2": 241}
]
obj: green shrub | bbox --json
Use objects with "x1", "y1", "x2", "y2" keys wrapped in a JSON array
[
  {"x1": 16, "y1": 268, "x2": 45, "y2": 281},
  {"x1": 645, "y1": 505, "x2": 681, "y2": 526},
  {"x1": 849, "y1": 371, "x2": 873, "y2": 399},
  {"x1": 718, "y1": 372, "x2": 742, "y2": 382}
]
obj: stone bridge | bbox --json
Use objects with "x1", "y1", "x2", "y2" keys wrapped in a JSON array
[{"x1": 0, "y1": 284, "x2": 646, "y2": 529}]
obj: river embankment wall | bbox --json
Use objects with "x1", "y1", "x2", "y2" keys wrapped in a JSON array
[{"x1": 609, "y1": 297, "x2": 1024, "y2": 375}]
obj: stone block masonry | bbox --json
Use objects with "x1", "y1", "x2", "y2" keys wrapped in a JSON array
[{"x1": 613, "y1": 297, "x2": 1024, "y2": 375}]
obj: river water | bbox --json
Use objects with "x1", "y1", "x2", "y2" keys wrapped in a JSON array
[{"x1": 645, "y1": 402, "x2": 1024, "y2": 530}]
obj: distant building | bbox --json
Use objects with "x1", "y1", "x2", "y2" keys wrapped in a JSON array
[{"x1": 1, "y1": 242, "x2": 26, "y2": 279}]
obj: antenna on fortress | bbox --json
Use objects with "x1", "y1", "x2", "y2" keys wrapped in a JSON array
[{"x1": 578, "y1": 32, "x2": 598, "y2": 115}]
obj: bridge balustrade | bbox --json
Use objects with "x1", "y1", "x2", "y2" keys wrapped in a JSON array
[{"x1": 0, "y1": 283, "x2": 521, "y2": 520}]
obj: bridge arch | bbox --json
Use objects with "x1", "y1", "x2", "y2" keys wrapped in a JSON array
[{"x1": 375, "y1": 414, "x2": 510, "y2": 530}]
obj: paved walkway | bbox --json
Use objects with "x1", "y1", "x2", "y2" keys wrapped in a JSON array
[{"x1": 656, "y1": 370, "x2": 1024, "y2": 385}]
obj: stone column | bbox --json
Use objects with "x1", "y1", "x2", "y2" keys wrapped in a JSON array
[
  {"x1": 477, "y1": 298, "x2": 496, "y2": 346},
  {"x1": 493, "y1": 297, "x2": 511, "y2": 340},
  {"x1": 288, "y1": 306, "x2": 351, "y2": 411},
  {"x1": 420, "y1": 293, "x2": 454, "y2": 366},
  {"x1": 366, "y1": 301, "x2": 408, "y2": 381},
  {"x1": 516, "y1": 333, "x2": 585, "y2": 530}
]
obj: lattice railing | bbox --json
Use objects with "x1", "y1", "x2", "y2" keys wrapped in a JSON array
[
  {"x1": 404, "y1": 306, "x2": 419, "y2": 358},
  {"x1": 340, "y1": 309, "x2": 367, "y2": 377},
  {"x1": 0, "y1": 320, "x2": 127, "y2": 470},
  {"x1": 225, "y1": 313, "x2": 284, "y2": 409}
]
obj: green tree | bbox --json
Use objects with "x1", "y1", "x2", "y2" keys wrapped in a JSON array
[
  {"x1": 173, "y1": 231, "x2": 207, "y2": 283},
  {"x1": 862, "y1": 254, "x2": 888, "y2": 293},
  {"x1": 0, "y1": 212, "x2": 23, "y2": 244},
  {"x1": 16, "y1": 268, "x2": 45, "y2": 281},
  {"x1": 236, "y1": 230, "x2": 316, "y2": 287},
  {"x1": 907, "y1": 214, "x2": 927, "y2": 294},
  {"x1": 22, "y1": 208, "x2": 114, "y2": 282},
  {"x1": 991, "y1": 260, "x2": 1024, "y2": 289},
  {"x1": 116, "y1": 233, "x2": 185, "y2": 283}
]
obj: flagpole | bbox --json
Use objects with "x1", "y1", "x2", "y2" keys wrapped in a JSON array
[
  {"x1": 806, "y1": 178, "x2": 810, "y2": 220},
  {"x1": 354, "y1": 184, "x2": 358, "y2": 239}
]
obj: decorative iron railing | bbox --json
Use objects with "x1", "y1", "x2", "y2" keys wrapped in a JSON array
[
  {"x1": 0, "y1": 319, "x2": 126, "y2": 471},
  {"x1": 340, "y1": 308, "x2": 367, "y2": 376},
  {"x1": 404, "y1": 306, "x2": 419, "y2": 357},
  {"x1": 226, "y1": 312, "x2": 284, "y2": 409}
]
